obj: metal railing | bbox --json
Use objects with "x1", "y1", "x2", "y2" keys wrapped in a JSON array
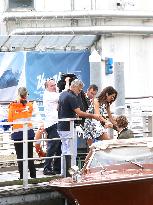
[
  {"x1": 1, "y1": 99, "x2": 153, "y2": 188},
  {"x1": 0, "y1": 118, "x2": 79, "y2": 189}
]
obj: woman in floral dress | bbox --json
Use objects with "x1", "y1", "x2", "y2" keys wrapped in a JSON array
[{"x1": 83, "y1": 86, "x2": 118, "y2": 146}]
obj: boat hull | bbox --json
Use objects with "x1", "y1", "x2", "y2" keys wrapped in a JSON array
[{"x1": 51, "y1": 176, "x2": 153, "y2": 205}]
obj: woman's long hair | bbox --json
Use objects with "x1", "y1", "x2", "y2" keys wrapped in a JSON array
[{"x1": 97, "y1": 86, "x2": 118, "y2": 105}]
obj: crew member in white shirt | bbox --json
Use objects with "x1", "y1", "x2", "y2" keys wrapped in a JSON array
[
  {"x1": 43, "y1": 77, "x2": 69, "y2": 175},
  {"x1": 43, "y1": 78, "x2": 61, "y2": 175}
]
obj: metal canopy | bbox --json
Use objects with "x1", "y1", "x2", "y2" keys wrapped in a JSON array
[{"x1": 0, "y1": 35, "x2": 97, "y2": 51}]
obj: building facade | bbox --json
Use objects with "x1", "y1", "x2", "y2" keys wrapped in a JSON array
[{"x1": 0, "y1": 0, "x2": 153, "y2": 97}]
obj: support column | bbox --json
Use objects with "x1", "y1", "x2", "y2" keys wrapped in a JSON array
[
  {"x1": 89, "y1": 49, "x2": 102, "y2": 93},
  {"x1": 114, "y1": 62, "x2": 125, "y2": 115}
]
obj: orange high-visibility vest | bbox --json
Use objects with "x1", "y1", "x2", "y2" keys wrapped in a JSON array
[{"x1": 8, "y1": 101, "x2": 33, "y2": 132}]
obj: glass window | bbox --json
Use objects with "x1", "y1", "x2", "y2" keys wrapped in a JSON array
[{"x1": 8, "y1": 0, "x2": 34, "y2": 9}]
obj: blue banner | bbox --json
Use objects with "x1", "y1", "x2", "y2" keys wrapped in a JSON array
[
  {"x1": 0, "y1": 50, "x2": 90, "y2": 101},
  {"x1": 26, "y1": 50, "x2": 90, "y2": 100},
  {"x1": 0, "y1": 52, "x2": 26, "y2": 101}
]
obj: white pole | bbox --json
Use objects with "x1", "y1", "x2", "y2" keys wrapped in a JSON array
[
  {"x1": 70, "y1": 120, "x2": 76, "y2": 166},
  {"x1": 23, "y1": 123, "x2": 28, "y2": 189},
  {"x1": 114, "y1": 62, "x2": 125, "y2": 115}
]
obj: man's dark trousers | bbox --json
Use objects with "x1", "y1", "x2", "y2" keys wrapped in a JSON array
[{"x1": 44, "y1": 124, "x2": 61, "y2": 173}]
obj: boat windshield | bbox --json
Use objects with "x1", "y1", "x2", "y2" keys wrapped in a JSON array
[{"x1": 89, "y1": 146, "x2": 153, "y2": 168}]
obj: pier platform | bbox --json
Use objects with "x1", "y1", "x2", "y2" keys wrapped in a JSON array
[{"x1": 0, "y1": 165, "x2": 64, "y2": 205}]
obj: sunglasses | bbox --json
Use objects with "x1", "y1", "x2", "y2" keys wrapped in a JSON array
[{"x1": 46, "y1": 77, "x2": 54, "y2": 81}]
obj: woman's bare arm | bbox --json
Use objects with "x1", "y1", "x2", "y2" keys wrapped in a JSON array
[
  {"x1": 94, "y1": 99, "x2": 110, "y2": 124},
  {"x1": 106, "y1": 103, "x2": 117, "y2": 126}
]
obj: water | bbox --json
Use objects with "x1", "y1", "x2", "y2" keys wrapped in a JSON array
[{"x1": 22, "y1": 198, "x2": 73, "y2": 205}]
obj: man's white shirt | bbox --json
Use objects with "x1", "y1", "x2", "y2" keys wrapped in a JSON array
[{"x1": 43, "y1": 90, "x2": 59, "y2": 128}]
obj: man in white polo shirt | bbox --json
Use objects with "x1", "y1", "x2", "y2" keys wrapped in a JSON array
[{"x1": 43, "y1": 78, "x2": 61, "y2": 175}]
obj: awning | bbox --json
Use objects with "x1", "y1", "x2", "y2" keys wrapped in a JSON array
[{"x1": 0, "y1": 35, "x2": 97, "y2": 51}]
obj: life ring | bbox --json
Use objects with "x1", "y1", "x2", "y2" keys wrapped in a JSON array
[{"x1": 35, "y1": 127, "x2": 46, "y2": 157}]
